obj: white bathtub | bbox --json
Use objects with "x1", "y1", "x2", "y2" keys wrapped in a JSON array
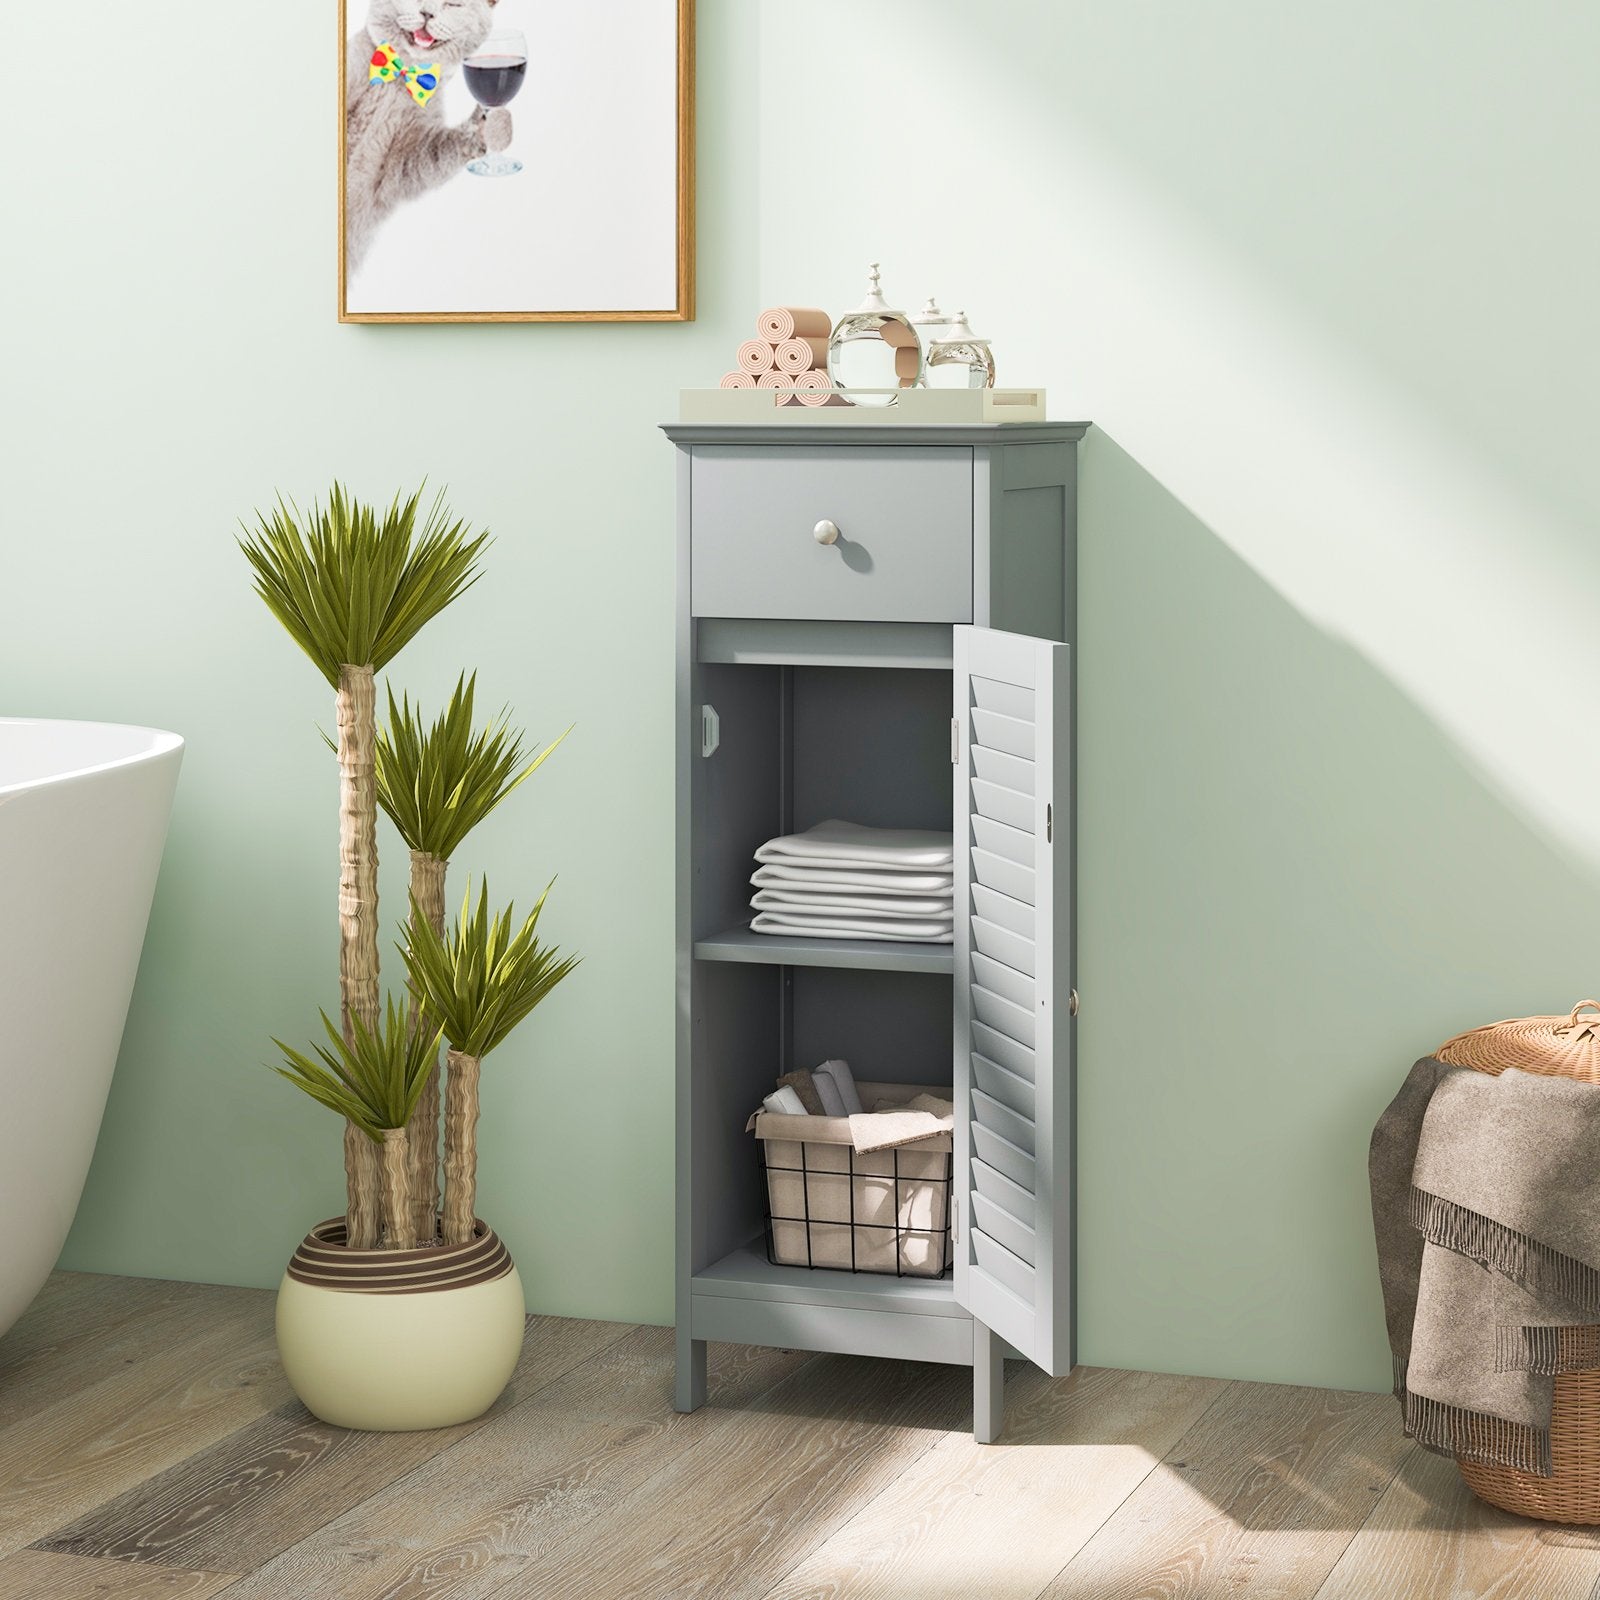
[{"x1": 0, "y1": 719, "x2": 182, "y2": 1337}]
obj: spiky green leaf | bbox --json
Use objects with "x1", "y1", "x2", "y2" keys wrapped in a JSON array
[
  {"x1": 375, "y1": 673, "x2": 570, "y2": 859},
  {"x1": 239, "y1": 484, "x2": 489, "y2": 686},
  {"x1": 399, "y1": 878, "x2": 580, "y2": 1060},
  {"x1": 273, "y1": 993, "x2": 442, "y2": 1140}
]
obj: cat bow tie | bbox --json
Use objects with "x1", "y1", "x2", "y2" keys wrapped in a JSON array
[{"x1": 368, "y1": 43, "x2": 440, "y2": 105}]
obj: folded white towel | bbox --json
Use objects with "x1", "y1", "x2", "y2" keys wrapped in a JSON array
[
  {"x1": 810, "y1": 1069, "x2": 847, "y2": 1117},
  {"x1": 752, "y1": 890, "x2": 954, "y2": 920},
  {"x1": 755, "y1": 820, "x2": 954, "y2": 871},
  {"x1": 752, "y1": 862, "x2": 955, "y2": 897},
  {"x1": 813, "y1": 1058, "x2": 864, "y2": 1117},
  {"x1": 751, "y1": 912, "x2": 954, "y2": 943},
  {"x1": 761, "y1": 1085, "x2": 809, "y2": 1117}
]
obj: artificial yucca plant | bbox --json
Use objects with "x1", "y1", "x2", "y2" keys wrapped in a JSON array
[
  {"x1": 274, "y1": 997, "x2": 441, "y2": 1250},
  {"x1": 241, "y1": 485, "x2": 487, "y2": 1247},
  {"x1": 375, "y1": 675, "x2": 569, "y2": 1241},
  {"x1": 244, "y1": 484, "x2": 575, "y2": 1253},
  {"x1": 402, "y1": 881, "x2": 579, "y2": 1244}
]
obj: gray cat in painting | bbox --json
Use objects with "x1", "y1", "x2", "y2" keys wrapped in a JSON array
[{"x1": 345, "y1": 0, "x2": 513, "y2": 272}]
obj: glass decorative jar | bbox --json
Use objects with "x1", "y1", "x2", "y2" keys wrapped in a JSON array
[
  {"x1": 911, "y1": 296, "x2": 954, "y2": 359},
  {"x1": 923, "y1": 311, "x2": 996, "y2": 390},
  {"x1": 827, "y1": 264, "x2": 923, "y2": 407}
]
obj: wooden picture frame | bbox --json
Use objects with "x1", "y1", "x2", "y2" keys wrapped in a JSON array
[{"x1": 339, "y1": 0, "x2": 694, "y2": 323}]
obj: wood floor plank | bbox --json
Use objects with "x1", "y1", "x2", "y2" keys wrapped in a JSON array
[
  {"x1": 0, "y1": 1287, "x2": 287, "y2": 1558},
  {"x1": 0, "y1": 1549, "x2": 235, "y2": 1599},
  {"x1": 32, "y1": 1315, "x2": 633, "y2": 1575},
  {"x1": 760, "y1": 1364, "x2": 1228, "y2": 1600},
  {"x1": 16, "y1": 1274, "x2": 1588, "y2": 1600},
  {"x1": 1038, "y1": 1381, "x2": 1413, "y2": 1599},
  {"x1": 491, "y1": 1352, "x2": 974, "y2": 1600},
  {"x1": 215, "y1": 1327, "x2": 816, "y2": 1600},
  {"x1": 0, "y1": 1277, "x2": 244, "y2": 1435},
  {"x1": 0, "y1": 1274, "x2": 109, "y2": 1368},
  {"x1": 1313, "y1": 1448, "x2": 1600, "y2": 1600}
]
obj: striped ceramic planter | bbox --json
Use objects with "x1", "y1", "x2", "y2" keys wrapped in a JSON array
[{"x1": 275, "y1": 1217, "x2": 526, "y2": 1431}]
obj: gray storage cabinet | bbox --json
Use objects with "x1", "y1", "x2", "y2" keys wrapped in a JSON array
[{"x1": 666, "y1": 420, "x2": 1087, "y2": 1442}]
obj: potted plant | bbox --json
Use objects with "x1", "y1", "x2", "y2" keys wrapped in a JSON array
[{"x1": 241, "y1": 486, "x2": 578, "y2": 1431}]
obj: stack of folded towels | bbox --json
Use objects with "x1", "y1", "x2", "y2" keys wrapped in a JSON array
[
  {"x1": 761, "y1": 1058, "x2": 955, "y2": 1153},
  {"x1": 749, "y1": 820, "x2": 955, "y2": 944}
]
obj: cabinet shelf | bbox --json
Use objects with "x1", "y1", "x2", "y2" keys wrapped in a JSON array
[
  {"x1": 694, "y1": 1240, "x2": 959, "y2": 1314},
  {"x1": 693, "y1": 923, "x2": 955, "y2": 976},
  {"x1": 690, "y1": 1242, "x2": 971, "y2": 1366}
]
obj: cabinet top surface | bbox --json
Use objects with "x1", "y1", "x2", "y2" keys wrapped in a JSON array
[{"x1": 660, "y1": 421, "x2": 1091, "y2": 447}]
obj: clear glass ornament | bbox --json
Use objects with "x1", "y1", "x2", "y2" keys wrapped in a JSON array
[
  {"x1": 923, "y1": 310, "x2": 996, "y2": 390},
  {"x1": 827, "y1": 264, "x2": 923, "y2": 407},
  {"x1": 911, "y1": 296, "x2": 954, "y2": 356}
]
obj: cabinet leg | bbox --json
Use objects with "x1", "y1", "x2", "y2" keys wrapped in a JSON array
[
  {"x1": 675, "y1": 1329, "x2": 707, "y2": 1414},
  {"x1": 973, "y1": 1322, "x2": 1005, "y2": 1444}
]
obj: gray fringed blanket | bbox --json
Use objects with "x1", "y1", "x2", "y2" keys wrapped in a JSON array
[{"x1": 1370, "y1": 1057, "x2": 1600, "y2": 1476}]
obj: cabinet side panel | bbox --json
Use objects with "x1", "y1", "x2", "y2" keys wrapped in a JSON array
[
  {"x1": 986, "y1": 441, "x2": 1078, "y2": 644},
  {"x1": 693, "y1": 663, "x2": 782, "y2": 938},
  {"x1": 992, "y1": 487, "x2": 1066, "y2": 642},
  {"x1": 676, "y1": 447, "x2": 696, "y2": 1327}
]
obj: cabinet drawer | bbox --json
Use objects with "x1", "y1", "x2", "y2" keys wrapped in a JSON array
[{"x1": 690, "y1": 446, "x2": 973, "y2": 623}]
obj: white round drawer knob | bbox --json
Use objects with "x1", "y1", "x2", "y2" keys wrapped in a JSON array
[{"x1": 813, "y1": 519, "x2": 841, "y2": 546}]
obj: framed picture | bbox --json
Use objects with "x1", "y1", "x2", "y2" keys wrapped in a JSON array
[{"x1": 339, "y1": 0, "x2": 694, "y2": 323}]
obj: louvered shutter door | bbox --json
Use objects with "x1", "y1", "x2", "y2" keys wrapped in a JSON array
[{"x1": 952, "y1": 625, "x2": 1074, "y2": 1376}]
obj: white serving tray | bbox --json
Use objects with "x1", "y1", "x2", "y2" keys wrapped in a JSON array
[{"x1": 679, "y1": 387, "x2": 1048, "y2": 425}]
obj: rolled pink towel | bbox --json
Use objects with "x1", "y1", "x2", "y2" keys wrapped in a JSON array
[
  {"x1": 758, "y1": 370, "x2": 795, "y2": 390},
  {"x1": 736, "y1": 339, "x2": 776, "y2": 375},
  {"x1": 791, "y1": 369, "x2": 833, "y2": 408},
  {"x1": 758, "y1": 306, "x2": 832, "y2": 343},
  {"x1": 774, "y1": 336, "x2": 829, "y2": 374},
  {"x1": 719, "y1": 370, "x2": 756, "y2": 389}
]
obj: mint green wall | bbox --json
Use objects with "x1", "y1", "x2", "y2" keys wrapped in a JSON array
[
  {"x1": 15, "y1": 2, "x2": 759, "y2": 1327},
  {"x1": 751, "y1": 0, "x2": 1600, "y2": 1391},
  {"x1": 18, "y1": 2, "x2": 1598, "y2": 1391}
]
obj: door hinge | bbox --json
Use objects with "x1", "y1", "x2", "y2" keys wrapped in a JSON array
[
  {"x1": 951, "y1": 1193, "x2": 959, "y2": 1244},
  {"x1": 950, "y1": 717, "x2": 960, "y2": 765},
  {"x1": 1046, "y1": 802, "x2": 1053, "y2": 843},
  {"x1": 700, "y1": 704, "x2": 721, "y2": 758}
]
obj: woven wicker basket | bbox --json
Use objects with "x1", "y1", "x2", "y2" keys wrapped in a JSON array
[{"x1": 1435, "y1": 999, "x2": 1600, "y2": 1523}]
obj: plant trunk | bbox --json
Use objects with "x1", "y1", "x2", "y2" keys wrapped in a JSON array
[
  {"x1": 442, "y1": 1048, "x2": 481, "y2": 1247},
  {"x1": 407, "y1": 849, "x2": 448, "y2": 1246},
  {"x1": 337, "y1": 663, "x2": 382, "y2": 1249},
  {"x1": 379, "y1": 1127, "x2": 415, "y2": 1250}
]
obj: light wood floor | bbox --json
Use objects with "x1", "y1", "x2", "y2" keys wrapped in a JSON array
[{"x1": 0, "y1": 1275, "x2": 1596, "y2": 1599}]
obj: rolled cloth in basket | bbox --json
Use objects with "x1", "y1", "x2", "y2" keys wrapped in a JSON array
[
  {"x1": 758, "y1": 306, "x2": 833, "y2": 342},
  {"x1": 1370, "y1": 1057, "x2": 1600, "y2": 1476},
  {"x1": 814, "y1": 1058, "x2": 864, "y2": 1117},
  {"x1": 777, "y1": 1069, "x2": 826, "y2": 1116},
  {"x1": 719, "y1": 370, "x2": 756, "y2": 389},
  {"x1": 810, "y1": 1066, "x2": 847, "y2": 1118}
]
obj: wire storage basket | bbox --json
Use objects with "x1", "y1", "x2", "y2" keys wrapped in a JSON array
[
  {"x1": 1437, "y1": 1000, "x2": 1600, "y2": 1523},
  {"x1": 749, "y1": 1080, "x2": 952, "y2": 1278}
]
